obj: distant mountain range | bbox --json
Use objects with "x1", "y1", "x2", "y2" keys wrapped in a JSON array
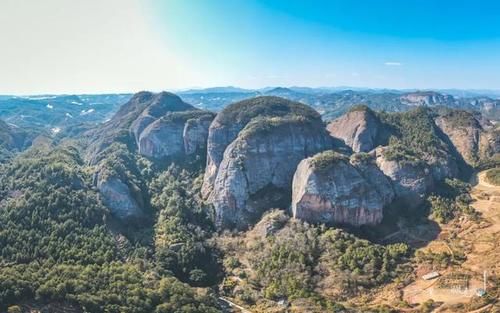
[
  {"x1": 0, "y1": 88, "x2": 498, "y2": 138},
  {"x1": 0, "y1": 94, "x2": 131, "y2": 133},
  {"x1": 177, "y1": 87, "x2": 500, "y2": 121}
]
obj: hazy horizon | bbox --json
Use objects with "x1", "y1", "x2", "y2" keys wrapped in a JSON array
[
  {"x1": 1, "y1": 0, "x2": 500, "y2": 94},
  {"x1": 3, "y1": 85, "x2": 500, "y2": 97}
]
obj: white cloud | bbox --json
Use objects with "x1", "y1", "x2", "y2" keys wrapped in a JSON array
[{"x1": 384, "y1": 62, "x2": 402, "y2": 66}]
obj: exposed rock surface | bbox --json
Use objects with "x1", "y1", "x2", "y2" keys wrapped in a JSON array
[
  {"x1": 374, "y1": 147, "x2": 433, "y2": 208},
  {"x1": 86, "y1": 91, "x2": 214, "y2": 220},
  {"x1": 138, "y1": 112, "x2": 214, "y2": 158},
  {"x1": 128, "y1": 93, "x2": 215, "y2": 159},
  {"x1": 183, "y1": 116, "x2": 213, "y2": 155},
  {"x1": 350, "y1": 153, "x2": 395, "y2": 205},
  {"x1": 291, "y1": 151, "x2": 393, "y2": 226},
  {"x1": 434, "y1": 110, "x2": 499, "y2": 166},
  {"x1": 95, "y1": 174, "x2": 143, "y2": 220},
  {"x1": 400, "y1": 91, "x2": 455, "y2": 106},
  {"x1": 87, "y1": 91, "x2": 214, "y2": 162},
  {"x1": 326, "y1": 106, "x2": 391, "y2": 153},
  {"x1": 137, "y1": 118, "x2": 185, "y2": 158},
  {"x1": 202, "y1": 96, "x2": 332, "y2": 229}
]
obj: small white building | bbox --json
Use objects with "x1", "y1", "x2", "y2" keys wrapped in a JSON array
[{"x1": 422, "y1": 271, "x2": 440, "y2": 280}]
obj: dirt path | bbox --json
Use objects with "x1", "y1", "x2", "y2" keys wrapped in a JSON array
[
  {"x1": 402, "y1": 170, "x2": 500, "y2": 308},
  {"x1": 476, "y1": 171, "x2": 499, "y2": 189},
  {"x1": 462, "y1": 171, "x2": 500, "y2": 273}
]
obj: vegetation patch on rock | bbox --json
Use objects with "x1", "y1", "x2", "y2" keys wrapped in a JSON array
[
  {"x1": 309, "y1": 150, "x2": 349, "y2": 170},
  {"x1": 217, "y1": 96, "x2": 321, "y2": 125}
]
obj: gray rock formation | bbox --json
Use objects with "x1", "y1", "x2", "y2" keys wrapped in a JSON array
[
  {"x1": 400, "y1": 91, "x2": 455, "y2": 106},
  {"x1": 127, "y1": 93, "x2": 214, "y2": 159},
  {"x1": 136, "y1": 111, "x2": 214, "y2": 158},
  {"x1": 202, "y1": 96, "x2": 332, "y2": 229},
  {"x1": 326, "y1": 106, "x2": 390, "y2": 153},
  {"x1": 87, "y1": 91, "x2": 214, "y2": 162},
  {"x1": 291, "y1": 151, "x2": 393, "y2": 226},
  {"x1": 137, "y1": 118, "x2": 185, "y2": 158},
  {"x1": 87, "y1": 91, "x2": 214, "y2": 220},
  {"x1": 350, "y1": 153, "x2": 395, "y2": 205},
  {"x1": 96, "y1": 174, "x2": 143, "y2": 220},
  {"x1": 183, "y1": 115, "x2": 214, "y2": 155},
  {"x1": 434, "y1": 110, "x2": 499, "y2": 166},
  {"x1": 374, "y1": 147, "x2": 433, "y2": 208}
]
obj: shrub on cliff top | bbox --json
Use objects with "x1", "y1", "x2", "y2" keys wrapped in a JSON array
[
  {"x1": 217, "y1": 96, "x2": 321, "y2": 125},
  {"x1": 310, "y1": 150, "x2": 349, "y2": 170}
]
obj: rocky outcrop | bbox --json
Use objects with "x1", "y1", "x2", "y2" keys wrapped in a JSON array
[
  {"x1": 87, "y1": 91, "x2": 214, "y2": 162},
  {"x1": 136, "y1": 111, "x2": 214, "y2": 158},
  {"x1": 434, "y1": 110, "x2": 499, "y2": 166},
  {"x1": 183, "y1": 115, "x2": 213, "y2": 155},
  {"x1": 350, "y1": 153, "x2": 395, "y2": 205},
  {"x1": 86, "y1": 91, "x2": 214, "y2": 220},
  {"x1": 291, "y1": 151, "x2": 393, "y2": 226},
  {"x1": 374, "y1": 147, "x2": 433, "y2": 208},
  {"x1": 95, "y1": 174, "x2": 143, "y2": 220},
  {"x1": 400, "y1": 91, "x2": 454, "y2": 106},
  {"x1": 127, "y1": 93, "x2": 215, "y2": 159},
  {"x1": 137, "y1": 118, "x2": 185, "y2": 158},
  {"x1": 202, "y1": 96, "x2": 332, "y2": 229},
  {"x1": 326, "y1": 106, "x2": 391, "y2": 153}
]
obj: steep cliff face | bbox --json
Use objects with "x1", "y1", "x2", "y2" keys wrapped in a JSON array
[
  {"x1": 202, "y1": 96, "x2": 332, "y2": 229},
  {"x1": 434, "y1": 110, "x2": 499, "y2": 166},
  {"x1": 87, "y1": 91, "x2": 214, "y2": 162},
  {"x1": 137, "y1": 118, "x2": 185, "y2": 158},
  {"x1": 350, "y1": 153, "x2": 395, "y2": 205},
  {"x1": 87, "y1": 91, "x2": 214, "y2": 220},
  {"x1": 291, "y1": 151, "x2": 393, "y2": 226},
  {"x1": 96, "y1": 174, "x2": 143, "y2": 220},
  {"x1": 183, "y1": 115, "x2": 213, "y2": 155},
  {"x1": 128, "y1": 94, "x2": 215, "y2": 159},
  {"x1": 326, "y1": 106, "x2": 391, "y2": 153},
  {"x1": 375, "y1": 147, "x2": 433, "y2": 208},
  {"x1": 135, "y1": 111, "x2": 214, "y2": 158}
]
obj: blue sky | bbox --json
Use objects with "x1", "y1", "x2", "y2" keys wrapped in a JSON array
[
  {"x1": 0, "y1": 0, "x2": 499, "y2": 94},
  {"x1": 152, "y1": 0, "x2": 500, "y2": 89}
]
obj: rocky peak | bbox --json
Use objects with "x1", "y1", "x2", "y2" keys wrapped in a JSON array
[
  {"x1": 87, "y1": 91, "x2": 214, "y2": 162},
  {"x1": 202, "y1": 96, "x2": 332, "y2": 229},
  {"x1": 136, "y1": 110, "x2": 214, "y2": 158},
  {"x1": 202, "y1": 96, "x2": 326, "y2": 198},
  {"x1": 434, "y1": 109, "x2": 499, "y2": 166},
  {"x1": 374, "y1": 146, "x2": 433, "y2": 208},
  {"x1": 87, "y1": 91, "x2": 214, "y2": 220},
  {"x1": 291, "y1": 151, "x2": 393, "y2": 226},
  {"x1": 326, "y1": 105, "x2": 391, "y2": 153}
]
